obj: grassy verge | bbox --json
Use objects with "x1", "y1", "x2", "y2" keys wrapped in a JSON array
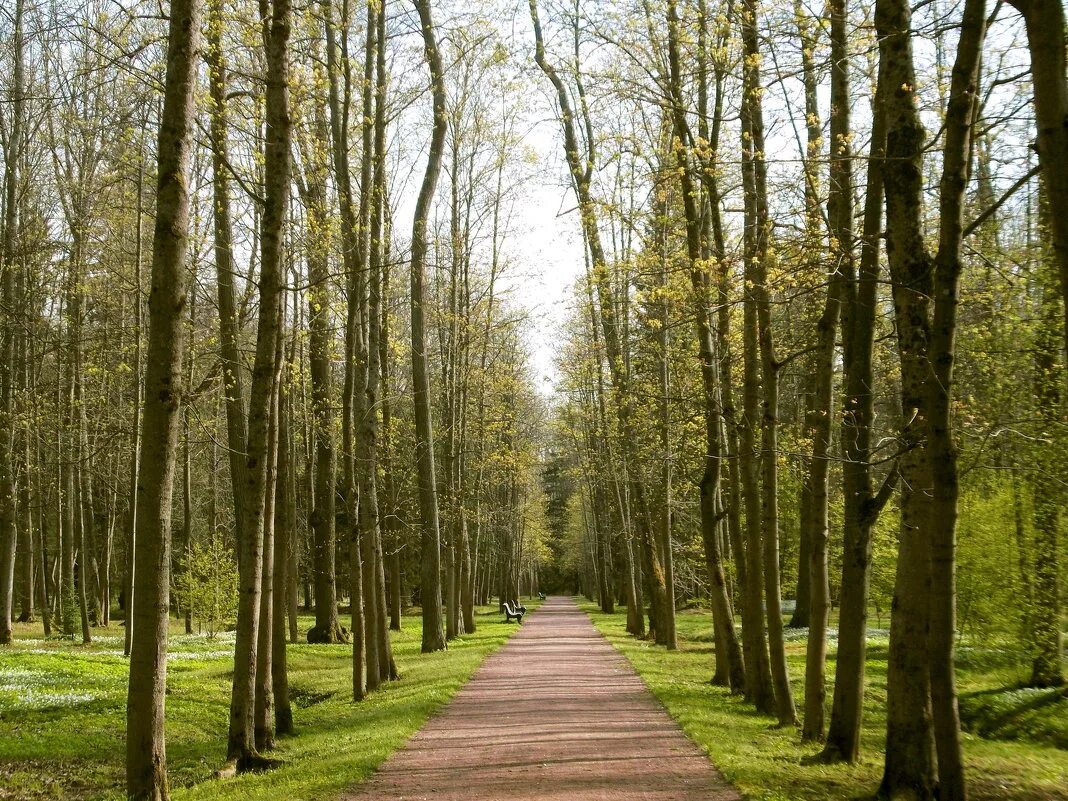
[
  {"x1": 0, "y1": 603, "x2": 530, "y2": 800},
  {"x1": 581, "y1": 601, "x2": 1068, "y2": 801}
]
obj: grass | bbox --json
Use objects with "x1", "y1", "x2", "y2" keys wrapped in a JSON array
[
  {"x1": 0, "y1": 604, "x2": 530, "y2": 800},
  {"x1": 581, "y1": 601, "x2": 1068, "y2": 801}
]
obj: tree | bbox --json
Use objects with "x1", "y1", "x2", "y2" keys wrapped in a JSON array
[
  {"x1": 125, "y1": 0, "x2": 201, "y2": 793},
  {"x1": 412, "y1": 0, "x2": 448, "y2": 654},
  {"x1": 875, "y1": 0, "x2": 986, "y2": 795}
]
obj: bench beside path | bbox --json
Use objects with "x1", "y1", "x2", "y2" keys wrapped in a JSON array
[{"x1": 340, "y1": 595, "x2": 741, "y2": 801}]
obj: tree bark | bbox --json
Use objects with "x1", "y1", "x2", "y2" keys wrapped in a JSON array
[
  {"x1": 0, "y1": 0, "x2": 25, "y2": 646},
  {"x1": 821, "y1": 21, "x2": 894, "y2": 766},
  {"x1": 665, "y1": 0, "x2": 741, "y2": 680},
  {"x1": 412, "y1": 0, "x2": 448, "y2": 654},
  {"x1": 1007, "y1": 0, "x2": 1068, "y2": 359},
  {"x1": 797, "y1": 0, "x2": 834, "y2": 742},
  {"x1": 226, "y1": 0, "x2": 291, "y2": 767},
  {"x1": 124, "y1": 0, "x2": 200, "y2": 792},
  {"x1": 876, "y1": 0, "x2": 984, "y2": 795}
]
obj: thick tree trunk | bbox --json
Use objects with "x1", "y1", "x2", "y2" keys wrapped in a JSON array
[
  {"x1": 124, "y1": 0, "x2": 200, "y2": 793},
  {"x1": 1028, "y1": 221, "x2": 1065, "y2": 688},
  {"x1": 877, "y1": 0, "x2": 938, "y2": 782},
  {"x1": 924, "y1": 6, "x2": 985, "y2": 797},
  {"x1": 1008, "y1": 0, "x2": 1068, "y2": 358},
  {"x1": 254, "y1": 317, "x2": 283, "y2": 752},
  {"x1": 876, "y1": 0, "x2": 984, "y2": 795}
]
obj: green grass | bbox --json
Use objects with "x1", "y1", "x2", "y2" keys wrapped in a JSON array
[
  {"x1": 581, "y1": 601, "x2": 1068, "y2": 801},
  {"x1": 959, "y1": 684, "x2": 1068, "y2": 750},
  {"x1": 0, "y1": 604, "x2": 530, "y2": 800}
]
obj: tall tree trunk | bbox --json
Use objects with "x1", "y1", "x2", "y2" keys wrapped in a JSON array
[
  {"x1": 821, "y1": 47, "x2": 895, "y2": 765},
  {"x1": 665, "y1": 0, "x2": 741, "y2": 681},
  {"x1": 411, "y1": 0, "x2": 448, "y2": 654},
  {"x1": 741, "y1": 0, "x2": 795, "y2": 726},
  {"x1": 1007, "y1": 0, "x2": 1068, "y2": 358},
  {"x1": 272, "y1": 349, "x2": 294, "y2": 733},
  {"x1": 1028, "y1": 200, "x2": 1065, "y2": 688},
  {"x1": 302, "y1": 99, "x2": 342, "y2": 645},
  {"x1": 368, "y1": 5, "x2": 398, "y2": 676},
  {"x1": 124, "y1": 0, "x2": 200, "y2": 792},
  {"x1": 122, "y1": 143, "x2": 144, "y2": 657},
  {"x1": 796, "y1": 0, "x2": 834, "y2": 741},
  {"x1": 255, "y1": 307, "x2": 284, "y2": 752},
  {"x1": 876, "y1": 0, "x2": 984, "y2": 795},
  {"x1": 226, "y1": 0, "x2": 291, "y2": 767},
  {"x1": 923, "y1": 5, "x2": 985, "y2": 797},
  {"x1": 0, "y1": 0, "x2": 25, "y2": 646},
  {"x1": 737, "y1": 0, "x2": 778, "y2": 719}
]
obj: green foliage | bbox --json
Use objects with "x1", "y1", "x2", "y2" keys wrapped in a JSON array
[
  {"x1": 956, "y1": 481, "x2": 1030, "y2": 644},
  {"x1": 960, "y1": 685, "x2": 1068, "y2": 749},
  {"x1": 176, "y1": 538, "x2": 240, "y2": 638}
]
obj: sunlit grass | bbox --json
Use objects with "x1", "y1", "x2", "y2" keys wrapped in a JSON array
[
  {"x1": 0, "y1": 604, "x2": 530, "y2": 800},
  {"x1": 582, "y1": 601, "x2": 1068, "y2": 801}
]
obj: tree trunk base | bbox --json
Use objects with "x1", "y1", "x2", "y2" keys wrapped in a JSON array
[{"x1": 307, "y1": 623, "x2": 348, "y2": 643}]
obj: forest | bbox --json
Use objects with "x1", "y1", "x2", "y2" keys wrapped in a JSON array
[{"x1": 0, "y1": 0, "x2": 1065, "y2": 798}]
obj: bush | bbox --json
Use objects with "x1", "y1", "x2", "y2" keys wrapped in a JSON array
[{"x1": 176, "y1": 537, "x2": 239, "y2": 637}]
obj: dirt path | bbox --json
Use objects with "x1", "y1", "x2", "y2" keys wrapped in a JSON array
[{"x1": 341, "y1": 596, "x2": 741, "y2": 801}]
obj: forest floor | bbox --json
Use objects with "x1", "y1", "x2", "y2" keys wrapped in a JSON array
[
  {"x1": 584, "y1": 602, "x2": 1068, "y2": 801},
  {"x1": 340, "y1": 595, "x2": 740, "y2": 801},
  {"x1": 2, "y1": 600, "x2": 1064, "y2": 801},
  {"x1": 0, "y1": 604, "x2": 527, "y2": 800}
]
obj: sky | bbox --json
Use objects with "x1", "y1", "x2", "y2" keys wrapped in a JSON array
[{"x1": 498, "y1": 173, "x2": 586, "y2": 395}]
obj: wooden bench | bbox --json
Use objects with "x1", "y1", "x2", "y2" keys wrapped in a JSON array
[{"x1": 502, "y1": 601, "x2": 525, "y2": 624}]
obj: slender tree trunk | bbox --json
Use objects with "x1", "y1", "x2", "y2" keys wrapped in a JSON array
[
  {"x1": 666, "y1": 0, "x2": 741, "y2": 681},
  {"x1": 124, "y1": 0, "x2": 200, "y2": 792},
  {"x1": 273, "y1": 350, "x2": 294, "y2": 734},
  {"x1": 226, "y1": 0, "x2": 291, "y2": 767},
  {"x1": 740, "y1": 0, "x2": 795, "y2": 726},
  {"x1": 737, "y1": 0, "x2": 777, "y2": 718},
  {"x1": 821, "y1": 49, "x2": 894, "y2": 765},
  {"x1": 796, "y1": 0, "x2": 834, "y2": 741},
  {"x1": 303, "y1": 96, "x2": 342, "y2": 644},
  {"x1": 368, "y1": 8, "x2": 398, "y2": 676},
  {"x1": 412, "y1": 0, "x2": 448, "y2": 654},
  {"x1": 0, "y1": 0, "x2": 25, "y2": 646}
]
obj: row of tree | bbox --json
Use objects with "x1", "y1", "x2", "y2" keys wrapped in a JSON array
[
  {"x1": 534, "y1": 0, "x2": 1065, "y2": 799},
  {"x1": 0, "y1": 0, "x2": 553, "y2": 797}
]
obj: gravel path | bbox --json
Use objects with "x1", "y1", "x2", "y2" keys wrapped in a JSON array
[{"x1": 341, "y1": 595, "x2": 741, "y2": 801}]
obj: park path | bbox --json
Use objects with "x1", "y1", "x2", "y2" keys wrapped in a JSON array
[{"x1": 341, "y1": 596, "x2": 741, "y2": 801}]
